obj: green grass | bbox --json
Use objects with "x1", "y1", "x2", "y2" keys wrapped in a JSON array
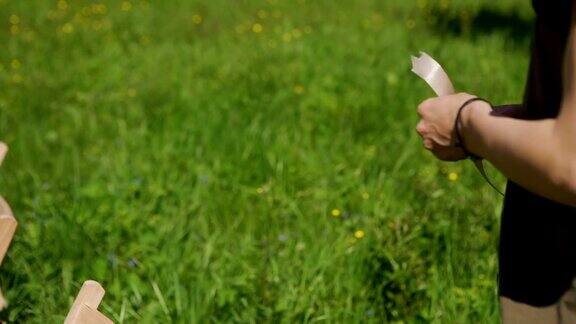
[{"x1": 0, "y1": 0, "x2": 533, "y2": 322}]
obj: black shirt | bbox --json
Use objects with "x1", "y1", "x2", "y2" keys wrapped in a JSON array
[{"x1": 498, "y1": 0, "x2": 576, "y2": 306}]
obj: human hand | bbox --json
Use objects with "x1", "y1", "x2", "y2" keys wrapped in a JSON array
[{"x1": 415, "y1": 93, "x2": 485, "y2": 161}]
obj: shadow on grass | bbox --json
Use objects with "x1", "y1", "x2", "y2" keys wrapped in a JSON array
[{"x1": 427, "y1": 5, "x2": 534, "y2": 48}]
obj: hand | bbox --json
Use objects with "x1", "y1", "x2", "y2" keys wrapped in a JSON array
[{"x1": 415, "y1": 93, "x2": 477, "y2": 161}]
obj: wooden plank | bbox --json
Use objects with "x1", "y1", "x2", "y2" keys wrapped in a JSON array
[
  {"x1": 0, "y1": 196, "x2": 18, "y2": 310},
  {"x1": 0, "y1": 196, "x2": 17, "y2": 266},
  {"x1": 0, "y1": 142, "x2": 7, "y2": 166},
  {"x1": 0, "y1": 287, "x2": 6, "y2": 311},
  {"x1": 75, "y1": 304, "x2": 114, "y2": 324},
  {"x1": 0, "y1": 144, "x2": 15, "y2": 311},
  {"x1": 64, "y1": 281, "x2": 107, "y2": 324}
]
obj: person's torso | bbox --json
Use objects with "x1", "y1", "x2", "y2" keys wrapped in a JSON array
[
  {"x1": 499, "y1": 0, "x2": 576, "y2": 307},
  {"x1": 524, "y1": 0, "x2": 573, "y2": 117}
]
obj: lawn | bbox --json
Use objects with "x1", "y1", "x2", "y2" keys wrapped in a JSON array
[{"x1": 0, "y1": 0, "x2": 534, "y2": 322}]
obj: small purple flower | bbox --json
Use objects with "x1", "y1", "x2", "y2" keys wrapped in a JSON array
[
  {"x1": 128, "y1": 258, "x2": 139, "y2": 268},
  {"x1": 365, "y1": 309, "x2": 374, "y2": 317}
]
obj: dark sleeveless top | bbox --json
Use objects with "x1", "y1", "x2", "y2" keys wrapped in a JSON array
[{"x1": 499, "y1": 0, "x2": 576, "y2": 306}]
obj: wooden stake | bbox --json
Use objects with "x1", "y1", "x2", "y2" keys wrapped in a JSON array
[
  {"x1": 75, "y1": 304, "x2": 114, "y2": 324},
  {"x1": 64, "y1": 280, "x2": 114, "y2": 324},
  {"x1": 0, "y1": 144, "x2": 15, "y2": 311},
  {"x1": 0, "y1": 142, "x2": 7, "y2": 166},
  {"x1": 0, "y1": 207, "x2": 16, "y2": 310},
  {"x1": 0, "y1": 196, "x2": 17, "y2": 265}
]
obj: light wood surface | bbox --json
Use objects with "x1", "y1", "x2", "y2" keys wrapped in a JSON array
[
  {"x1": 0, "y1": 196, "x2": 16, "y2": 265},
  {"x1": 64, "y1": 281, "x2": 114, "y2": 324},
  {"x1": 75, "y1": 305, "x2": 114, "y2": 324},
  {"x1": 0, "y1": 142, "x2": 7, "y2": 166},
  {"x1": 0, "y1": 143, "x2": 14, "y2": 311}
]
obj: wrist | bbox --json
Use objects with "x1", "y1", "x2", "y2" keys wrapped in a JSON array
[{"x1": 459, "y1": 100, "x2": 492, "y2": 159}]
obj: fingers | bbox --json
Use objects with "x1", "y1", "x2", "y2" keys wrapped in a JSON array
[
  {"x1": 423, "y1": 138, "x2": 434, "y2": 150},
  {"x1": 416, "y1": 121, "x2": 427, "y2": 136},
  {"x1": 417, "y1": 98, "x2": 435, "y2": 117}
]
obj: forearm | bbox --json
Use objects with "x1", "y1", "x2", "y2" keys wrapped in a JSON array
[{"x1": 462, "y1": 101, "x2": 576, "y2": 205}]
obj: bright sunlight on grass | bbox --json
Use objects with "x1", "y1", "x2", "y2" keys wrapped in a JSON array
[{"x1": 0, "y1": 0, "x2": 533, "y2": 322}]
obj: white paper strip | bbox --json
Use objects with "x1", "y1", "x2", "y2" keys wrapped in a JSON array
[
  {"x1": 411, "y1": 52, "x2": 503, "y2": 195},
  {"x1": 411, "y1": 52, "x2": 455, "y2": 96}
]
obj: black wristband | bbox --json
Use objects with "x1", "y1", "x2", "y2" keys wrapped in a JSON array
[{"x1": 454, "y1": 97, "x2": 492, "y2": 160}]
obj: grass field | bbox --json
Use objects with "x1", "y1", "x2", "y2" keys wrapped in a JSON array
[{"x1": 0, "y1": 0, "x2": 535, "y2": 322}]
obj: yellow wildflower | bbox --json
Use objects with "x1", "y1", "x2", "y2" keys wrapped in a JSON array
[
  {"x1": 192, "y1": 14, "x2": 202, "y2": 25},
  {"x1": 361, "y1": 192, "x2": 370, "y2": 200},
  {"x1": 386, "y1": 72, "x2": 398, "y2": 85},
  {"x1": 62, "y1": 23, "x2": 74, "y2": 34},
  {"x1": 10, "y1": 25, "x2": 20, "y2": 35},
  {"x1": 295, "y1": 242, "x2": 305, "y2": 251},
  {"x1": 354, "y1": 230, "x2": 365, "y2": 239},
  {"x1": 366, "y1": 145, "x2": 377, "y2": 156},
  {"x1": 282, "y1": 32, "x2": 292, "y2": 43},
  {"x1": 92, "y1": 4, "x2": 107, "y2": 15},
  {"x1": 293, "y1": 85, "x2": 304, "y2": 95},
  {"x1": 11, "y1": 59, "x2": 21, "y2": 70},
  {"x1": 257, "y1": 10, "x2": 268, "y2": 19},
  {"x1": 252, "y1": 23, "x2": 263, "y2": 33},
  {"x1": 121, "y1": 1, "x2": 132, "y2": 11},
  {"x1": 331, "y1": 209, "x2": 341, "y2": 217},
  {"x1": 58, "y1": 0, "x2": 68, "y2": 11},
  {"x1": 448, "y1": 172, "x2": 459, "y2": 181},
  {"x1": 9, "y1": 14, "x2": 20, "y2": 25},
  {"x1": 12, "y1": 74, "x2": 22, "y2": 84}
]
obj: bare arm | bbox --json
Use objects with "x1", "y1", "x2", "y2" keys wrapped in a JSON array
[{"x1": 460, "y1": 12, "x2": 576, "y2": 205}]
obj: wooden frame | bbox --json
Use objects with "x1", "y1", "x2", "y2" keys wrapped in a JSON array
[
  {"x1": 0, "y1": 142, "x2": 16, "y2": 265},
  {"x1": 0, "y1": 143, "x2": 15, "y2": 311},
  {"x1": 0, "y1": 196, "x2": 16, "y2": 266},
  {"x1": 0, "y1": 142, "x2": 7, "y2": 167},
  {"x1": 64, "y1": 280, "x2": 114, "y2": 324}
]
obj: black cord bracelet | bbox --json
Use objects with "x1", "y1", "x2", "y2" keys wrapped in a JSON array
[{"x1": 454, "y1": 97, "x2": 493, "y2": 160}]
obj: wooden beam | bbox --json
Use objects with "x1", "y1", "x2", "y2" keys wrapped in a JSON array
[
  {"x1": 75, "y1": 304, "x2": 114, "y2": 324},
  {"x1": 0, "y1": 196, "x2": 17, "y2": 265},
  {"x1": 0, "y1": 142, "x2": 7, "y2": 166},
  {"x1": 64, "y1": 280, "x2": 114, "y2": 324},
  {"x1": 0, "y1": 143, "x2": 14, "y2": 311}
]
